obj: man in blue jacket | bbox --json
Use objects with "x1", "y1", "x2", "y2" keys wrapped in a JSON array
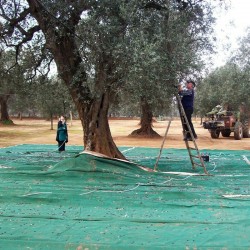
[{"x1": 178, "y1": 80, "x2": 197, "y2": 141}]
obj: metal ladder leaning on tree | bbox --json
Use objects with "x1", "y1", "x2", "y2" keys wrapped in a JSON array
[{"x1": 176, "y1": 94, "x2": 208, "y2": 175}]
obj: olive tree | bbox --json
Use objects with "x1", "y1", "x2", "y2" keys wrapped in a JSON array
[
  {"x1": 1, "y1": 0, "x2": 131, "y2": 158},
  {"x1": 0, "y1": 50, "x2": 25, "y2": 123},
  {"x1": 125, "y1": 1, "x2": 216, "y2": 137}
]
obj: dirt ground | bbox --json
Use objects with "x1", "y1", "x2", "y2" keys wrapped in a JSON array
[{"x1": 0, "y1": 117, "x2": 249, "y2": 150}]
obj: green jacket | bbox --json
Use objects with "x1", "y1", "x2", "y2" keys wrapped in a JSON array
[{"x1": 56, "y1": 122, "x2": 68, "y2": 142}]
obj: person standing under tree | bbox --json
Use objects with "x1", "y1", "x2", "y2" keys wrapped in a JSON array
[
  {"x1": 178, "y1": 80, "x2": 198, "y2": 141},
  {"x1": 56, "y1": 115, "x2": 68, "y2": 151}
]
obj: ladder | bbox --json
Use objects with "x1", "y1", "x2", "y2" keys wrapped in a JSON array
[{"x1": 176, "y1": 94, "x2": 208, "y2": 175}]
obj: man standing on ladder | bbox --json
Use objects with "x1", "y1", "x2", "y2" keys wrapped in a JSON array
[{"x1": 178, "y1": 80, "x2": 198, "y2": 141}]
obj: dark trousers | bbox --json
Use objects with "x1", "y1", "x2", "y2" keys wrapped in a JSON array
[
  {"x1": 58, "y1": 141, "x2": 65, "y2": 151},
  {"x1": 183, "y1": 107, "x2": 197, "y2": 138}
]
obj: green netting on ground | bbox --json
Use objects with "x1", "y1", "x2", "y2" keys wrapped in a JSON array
[{"x1": 0, "y1": 144, "x2": 249, "y2": 250}]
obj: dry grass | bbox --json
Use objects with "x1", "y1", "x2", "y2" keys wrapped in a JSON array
[{"x1": 0, "y1": 117, "x2": 249, "y2": 150}]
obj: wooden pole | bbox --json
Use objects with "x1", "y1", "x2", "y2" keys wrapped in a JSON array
[{"x1": 154, "y1": 119, "x2": 172, "y2": 171}]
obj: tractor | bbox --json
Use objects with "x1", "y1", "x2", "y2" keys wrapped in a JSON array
[{"x1": 203, "y1": 105, "x2": 249, "y2": 140}]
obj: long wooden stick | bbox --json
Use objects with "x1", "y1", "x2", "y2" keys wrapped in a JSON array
[{"x1": 154, "y1": 119, "x2": 172, "y2": 171}]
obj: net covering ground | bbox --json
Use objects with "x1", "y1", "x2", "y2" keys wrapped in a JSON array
[{"x1": 0, "y1": 144, "x2": 249, "y2": 249}]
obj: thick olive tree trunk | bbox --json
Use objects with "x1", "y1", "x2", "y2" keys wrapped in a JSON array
[
  {"x1": 130, "y1": 97, "x2": 160, "y2": 137},
  {"x1": 28, "y1": 1, "x2": 125, "y2": 159},
  {"x1": 82, "y1": 91, "x2": 125, "y2": 159}
]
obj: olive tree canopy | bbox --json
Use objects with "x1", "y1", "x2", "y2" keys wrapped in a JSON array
[{"x1": 0, "y1": 0, "x2": 216, "y2": 159}]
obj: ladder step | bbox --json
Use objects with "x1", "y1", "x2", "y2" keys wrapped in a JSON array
[
  {"x1": 193, "y1": 162, "x2": 204, "y2": 167},
  {"x1": 188, "y1": 147, "x2": 196, "y2": 150},
  {"x1": 190, "y1": 154, "x2": 200, "y2": 159}
]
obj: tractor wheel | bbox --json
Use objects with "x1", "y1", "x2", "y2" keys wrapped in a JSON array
[
  {"x1": 234, "y1": 122, "x2": 243, "y2": 140},
  {"x1": 221, "y1": 130, "x2": 231, "y2": 137},
  {"x1": 210, "y1": 129, "x2": 220, "y2": 139},
  {"x1": 242, "y1": 120, "x2": 249, "y2": 138}
]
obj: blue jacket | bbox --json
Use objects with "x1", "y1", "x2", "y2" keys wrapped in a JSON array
[{"x1": 179, "y1": 89, "x2": 194, "y2": 109}]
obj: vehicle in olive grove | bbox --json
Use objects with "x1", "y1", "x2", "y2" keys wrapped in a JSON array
[{"x1": 203, "y1": 105, "x2": 249, "y2": 140}]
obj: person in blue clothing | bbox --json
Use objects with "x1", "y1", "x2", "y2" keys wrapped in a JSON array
[
  {"x1": 178, "y1": 80, "x2": 197, "y2": 141},
  {"x1": 56, "y1": 115, "x2": 68, "y2": 151}
]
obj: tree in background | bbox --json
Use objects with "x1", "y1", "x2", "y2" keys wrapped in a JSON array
[
  {"x1": 197, "y1": 27, "x2": 250, "y2": 117},
  {"x1": 0, "y1": 50, "x2": 25, "y2": 124},
  {"x1": 34, "y1": 76, "x2": 74, "y2": 130},
  {"x1": 230, "y1": 29, "x2": 250, "y2": 110},
  {"x1": 0, "y1": 48, "x2": 71, "y2": 124},
  {"x1": 196, "y1": 63, "x2": 243, "y2": 117},
  {"x1": 126, "y1": 1, "x2": 215, "y2": 137},
  {"x1": 0, "y1": 47, "x2": 75, "y2": 126}
]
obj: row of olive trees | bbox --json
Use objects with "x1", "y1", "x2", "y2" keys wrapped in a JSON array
[
  {"x1": 0, "y1": 0, "x2": 218, "y2": 159},
  {"x1": 196, "y1": 29, "x2": 250, "y2": 117},
  {"x1": 0, "y1": 50, "x2": 74, "y2": 126}
]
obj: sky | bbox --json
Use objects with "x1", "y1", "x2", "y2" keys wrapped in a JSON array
[{"x1": 212, "y1": 0, "x2": 250, "y2": 68}]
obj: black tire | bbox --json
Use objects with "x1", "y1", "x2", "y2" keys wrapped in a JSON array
[
  {"x1": 242, "y1": 120, "x2": 249, "y2": 138},
  {"x1": 234, "y1": 122, "x2": 243, "y2": 140},
  {"x1": 221, "y1": 130, "x2": 231, "y2": 137},
  {"x1": 210, "y1": 129, "x2": 220, "y2": 139}
]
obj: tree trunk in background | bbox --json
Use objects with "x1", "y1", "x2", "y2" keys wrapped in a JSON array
[
  {"x1": 18, "y1": 112, "x2": 23, "y2": 120},
  {"x1": 130, "y1": 97, "x2": 161, "y2": 137},
  {"x1": 0, "y1": 95, "x2": 12, "y2": 122},
  {"x1": 50, "y1": 114, "x2": 54, "y2": 130}
]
